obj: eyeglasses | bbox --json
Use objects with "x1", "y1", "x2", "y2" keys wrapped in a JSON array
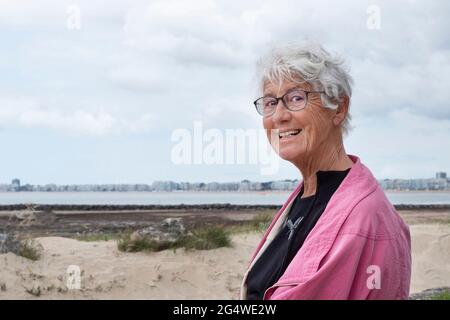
[{"x1": 253, "y1": 88, "x2": 325, "y2": 117}]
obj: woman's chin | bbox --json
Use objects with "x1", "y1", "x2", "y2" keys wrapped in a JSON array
[{"x1": 277, "y1": 147, "x2": 305, "y2": 162}]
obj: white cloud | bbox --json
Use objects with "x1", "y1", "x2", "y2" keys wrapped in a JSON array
[
  {"x1": 0, "y1": 97, "x2": 156, "y2": 135},
  {"x1": 347, "y1": 109, "x2": 450, "y2": 179},
  {"x1": 122, "y1": 0, "x2": 255, "y2": 67},
  {"x1": 0, "y1": 0, "x2": 135, "y2": 27}
]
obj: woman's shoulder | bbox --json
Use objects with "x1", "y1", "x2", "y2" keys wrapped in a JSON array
[{"x1": 338, "y1": 185, "x2": 407, "y2": 240}]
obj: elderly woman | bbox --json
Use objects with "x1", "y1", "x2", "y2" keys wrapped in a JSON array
[{"x1": 240, "y1": 42, "x2": 411, "y2": 300}]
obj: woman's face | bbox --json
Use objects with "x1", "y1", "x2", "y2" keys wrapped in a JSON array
[{"x1": 262, "y1": 80, "x2": 338, "y2": 163}]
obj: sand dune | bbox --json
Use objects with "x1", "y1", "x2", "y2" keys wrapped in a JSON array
[
  {"x1": 0, "y1": 224, "x2": 449, "y2": 299},
  {"x1": 410, "y1": 224, "x2": 450, "y2": 293},
  {"x1": 0, "y1": 233, "x2": 259, "y2": 299}
]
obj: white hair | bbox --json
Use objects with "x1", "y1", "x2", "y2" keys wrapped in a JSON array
[{"x1": 256, "y1": 41, "x2": 354, "y2": 136}]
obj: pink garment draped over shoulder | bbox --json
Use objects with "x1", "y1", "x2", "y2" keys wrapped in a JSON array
[{"x1": 240, "y1": 154, "x2": 411, "y2": 300}]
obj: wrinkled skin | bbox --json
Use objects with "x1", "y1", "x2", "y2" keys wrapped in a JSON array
[{"x1": 262, "y1": 79, "x2": 354, "y2": 198}]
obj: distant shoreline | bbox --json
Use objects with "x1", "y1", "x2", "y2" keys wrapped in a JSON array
[
  {"x1": 1, "y1": 203, "x2": 450, "y2": 211},
  {"x1": 1, "y1": 190, "x2": 450, "y2": 193}
]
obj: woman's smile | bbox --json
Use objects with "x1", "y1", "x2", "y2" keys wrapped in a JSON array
[{"x1": 278, "y1": 128, "x2": 302, "y2": 140}]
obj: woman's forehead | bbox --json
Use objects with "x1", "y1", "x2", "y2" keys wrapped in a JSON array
[{"x1": 263, "y1": 79, "x2": 311, "y2": 95}]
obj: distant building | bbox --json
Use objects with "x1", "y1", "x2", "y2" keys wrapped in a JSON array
[
  {"x1": 11, "y1": 178, "x2": 20, "y2": 191},
  {"x1": 436, "y1": 172, "x2": 447, "y2": 179}
]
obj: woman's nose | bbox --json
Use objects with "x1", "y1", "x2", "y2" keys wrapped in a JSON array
[{"x1": 271, "y1": 99, "x2": 291, "y2": 123}]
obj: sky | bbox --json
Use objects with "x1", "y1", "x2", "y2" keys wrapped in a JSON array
[{"x1": 0, "y1": 0, "x2": 449, "y2": 185}]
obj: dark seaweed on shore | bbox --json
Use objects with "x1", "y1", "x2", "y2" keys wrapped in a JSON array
[{"x1": 0, "y1": 203, "x2": 450, "y2": 211}]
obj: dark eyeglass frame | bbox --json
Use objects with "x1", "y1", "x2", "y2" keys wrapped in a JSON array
[{"x1": 253, "y1": 88, "x2": 325, "y2": 117}]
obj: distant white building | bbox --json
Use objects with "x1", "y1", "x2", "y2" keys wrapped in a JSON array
[
  {"x1": 11, "y1": 178, "x2": 20, "y2": 191},
  {"x1": 436, "y1": 172, "x2": 447, "y2": 179}
]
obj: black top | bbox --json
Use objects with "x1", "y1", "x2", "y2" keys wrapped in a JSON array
[{"x1": 246, "y1": 168, "x2": 351, "y2": 300}]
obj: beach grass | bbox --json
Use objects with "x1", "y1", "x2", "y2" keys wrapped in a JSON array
[
  {"x1": 428, "y1": 290, "x2": 450, "y2": 300},
  {"x1": 117, "y1": 225, "x2": 232, "y2": 253},
  {"x1": 76, "y1": 210, "x2": 275, "y2": 253},
  {"x1": 116, "y1": 211, "x2": 277, "y2": 253},
  {"x1": 117, "y1": 236, "x2": 174, "y2": 252},
  {"x1": 228, "y1": 211, "x2": 274, "y2": 234},
  {"x1": 75, "y1": 233, "x2": 120, "y2": 242},
  {"x1": 180, "y1": 225, "x2": 231, "y2": 250}
]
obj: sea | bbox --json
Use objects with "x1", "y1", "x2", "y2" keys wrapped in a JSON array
[{"x1": 0, "y1": 191, "x2": 450, "y2": 205}]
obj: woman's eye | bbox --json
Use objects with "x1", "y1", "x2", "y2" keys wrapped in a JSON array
[
  {"x1": 265, "y1": 100, "x2": 277, "y2": 107},
  {"x1": 290, "y1": 95, "x2": 304, "y2": 102}
]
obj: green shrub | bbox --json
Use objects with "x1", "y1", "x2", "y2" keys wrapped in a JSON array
[
  {"x1": 118, "y1": 237, "x2": 173, "y2": 252},
  {"x1": 229, "y1": 211, "x2": 274, "y2": 234},
  {"x1": 117, "y1": 225, "x2": 232, "y2": 253},
  {"x1": 428, "y1": 290, "x2": 450, "y2": 300},
  {"x1": 251, "y1": 212, "x2": 273, "y2": 229},
  {"x1": 178, "y1": 225, "x2": 231, "y2": 250},
  {"x1": 76, "y1": 233, "x2": 119, "y2": 242}
]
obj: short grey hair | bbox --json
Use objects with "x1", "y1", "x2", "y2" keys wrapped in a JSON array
[{"x1": 256, "y1": 41, "x2": 354, "y2": 136}]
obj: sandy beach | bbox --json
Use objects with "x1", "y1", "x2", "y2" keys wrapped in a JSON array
[{"x1": 0, "y1": 208, "x2": 449, "y2": 299}]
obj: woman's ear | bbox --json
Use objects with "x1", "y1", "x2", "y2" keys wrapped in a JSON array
[{"x1": 333, "y1": 96, "x2": 349, "y2": 126}]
